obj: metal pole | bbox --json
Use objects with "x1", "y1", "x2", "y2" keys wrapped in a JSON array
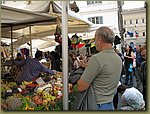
[
  {"x1": 11, "y1": 26, "x2": 14, "y2": 60},
  {"x1": 29, "y1": 26, "x2": 32, "y2": 57},
  {"x1": 117, "y1": 1, "x2": 124, "y2": 48},
  {"x1": 62, "y1": 1, "x2": 68, "y2": 110}
]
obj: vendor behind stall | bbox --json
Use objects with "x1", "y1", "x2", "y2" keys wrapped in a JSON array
[
  {"x1": 15, "y1": 53, "x2": 23, "y2": 61},
  {"x1": 12, "y1": 53, "x2": 23, "y2": 81},
  {"x1": 13, "y1": 50, "x2": 56, "y2": 84}
]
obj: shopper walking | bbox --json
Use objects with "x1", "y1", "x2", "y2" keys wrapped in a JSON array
[{"x1": 77, "y1": 26, "x2": 122, "y2": 110}]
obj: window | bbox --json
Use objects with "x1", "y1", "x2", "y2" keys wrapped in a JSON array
[
  {"x1": 142, "y1": 19, "x2": 145, "y2": 23},
  {"x1": 88, "y1": 16, "x2": 103, "y2": 24},
  {"x1": 87, "y1": 1, "x2": 102, "y2": 5},
  {"x1": 130, "y1": 20, "x2": 132, "y2": 24},
  {"x1": 92, "y1": 17, "x2": 95, "y2": 23},
  {"x1": 125, "y1": 33, "x2": 127, "y2": 38},
  {"x1": 87, "y1": 1, "x2": 94, "y2": 5},
  {"x1": 135, "y1": 19, "x2": 138, "y2": 24},
  {"x1": 95, "y1": 1, "x2": 102, "y2": 3},
  {"x1": 124, "y1": 21, "x2": 126, "y2": 25},
  {"x1": 96, "y1": 17, "x2": 99, "y2": 24},
  {"x1": 88, "y1": 18, "x2": 91, "y2": 22},
  {"x1": 1, "y1": 0, "x2": 5, "y2": 4},
  {"x1": 99, "y1": 16, "x2": 103, "y2": 24},
  {"x1": 143, "y1": 31, "x2": 146, "y2": 36},
  {"x1": 96, "y1": 16, "x2": 103, "y2": 24}
]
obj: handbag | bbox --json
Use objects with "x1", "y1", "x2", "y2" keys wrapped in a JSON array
[{"x1": 128, "y1": 64, "x2": 133, "y2": 72}]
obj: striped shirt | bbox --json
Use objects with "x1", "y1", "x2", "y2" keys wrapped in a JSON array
[{"x1": 14, "y1": 58, "x2": 54, "y2": 83}]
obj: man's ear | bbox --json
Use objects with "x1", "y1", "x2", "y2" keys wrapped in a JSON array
[{"x1": 98, "y1": 37, "x2": 102, "y2": 44}]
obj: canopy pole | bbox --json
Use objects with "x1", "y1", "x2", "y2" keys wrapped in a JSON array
[
  {"x1": 11, "y1": 26, "x2": 14, "y2": 60},
  {"x1": 117, "y1": 1, "x2": 124, "y2": 50},
  {"x1": 29, "y1": 26, "x2": 32, "y2": 57},
  {"x1": 62, "y1": 1, "x2": 68, "y2": 110}
]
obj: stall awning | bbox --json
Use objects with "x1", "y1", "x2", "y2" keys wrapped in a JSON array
[
  {"x1": 1, "y1": 5, "x2": 57, "y2": 32},
  {"x1": 22, "y1": 1, "x2": 93, "y2": 25},
  {"x1": 1, "y1": 1, "x2": 93, "y2": 48}
]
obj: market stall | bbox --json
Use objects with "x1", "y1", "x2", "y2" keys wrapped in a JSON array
[
  {"x1": 1, "y1": 1, "x2": 92, "y2": 110},
  {"x1": 1, "y1": 72, "x2": 76, "y2": 110}
]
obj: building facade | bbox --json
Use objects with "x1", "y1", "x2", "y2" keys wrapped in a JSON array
[
  {"x1": 76, "y1": 1, "x2": 120, "y2": 34},
  {"x1": 122, "y1": 7, "x2": 146, "y2": 45},
  {"x1": 71, "y1": 1, "x2": 124, "y2": 50}
]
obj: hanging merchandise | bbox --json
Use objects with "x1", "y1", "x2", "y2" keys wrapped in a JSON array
[
  {"x1": 90, "y1": 42, "x2": 95, "y2": 48},
  {"x1": 54, "y1": 25, "x2": 61, "y2": 36},
  {"x1": 69, "y1": 1, "x2": 79, "y2": 13},
  {"x1": 71, "y1": 34, "x2": 79, "y2": 45},
  {"x1": 114, "y1": 35, "x2": 121, "y2": 45},
  {"x1": 77, "y1": 43, "x2": 85, "y2": 48},
  {"x1": 90, "y1": 38, "x2": 95, "y2": 48},
  {"x1": 54, "y1": 25, "x2": 62, "y2": 44},
  {"x1": 27, "y1": 1, "x2": 32, "y2": 5}
]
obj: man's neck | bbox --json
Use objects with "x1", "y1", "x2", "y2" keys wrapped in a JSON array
[{"x1": 100, "y1": 43, "x2": 113, "y2": 51}]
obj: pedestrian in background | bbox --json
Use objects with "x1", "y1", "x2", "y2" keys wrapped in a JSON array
[
  {"x1": 135, "y1": 45, "x2": 143, "y2": 92},
  {"x1": 124, "y1": 45, "x2": 135, "y2": 86},
  {"x1": 77, "y1": 26, "x2": 122, "y2": 110},
  {"x1": 140, "y1": 44, "x2": 146, "y2": 109}
]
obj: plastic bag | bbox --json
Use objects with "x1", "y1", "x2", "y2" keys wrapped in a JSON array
[{"x1": 128, "y1": 64, "x2": 133, "y2": 72}]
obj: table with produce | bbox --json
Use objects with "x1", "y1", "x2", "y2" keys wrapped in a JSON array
[{"x1": 1, "y1": 72, "x2": 76, "y2": 110}]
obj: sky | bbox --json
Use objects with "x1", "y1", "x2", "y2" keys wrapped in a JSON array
[{"x1": 122, "y1": 1, "x2": 145, "y2": 9}]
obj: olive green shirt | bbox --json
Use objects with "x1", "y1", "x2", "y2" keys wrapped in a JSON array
[{"x1": 81, "y1": 48, "x2": 122, "y2": 104}]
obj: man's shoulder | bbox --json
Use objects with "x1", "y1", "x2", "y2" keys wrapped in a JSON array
[
  {"x1": 93, "y1": 52, "x2": 104, "y2": 58},
  {"x1": 92, "y1": 50, "x2": 121, "y2": 60}
]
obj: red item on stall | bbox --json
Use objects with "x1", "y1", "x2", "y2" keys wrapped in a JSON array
[{"x1": 77, "y1": 43, "x2": 85, "y2": 48}]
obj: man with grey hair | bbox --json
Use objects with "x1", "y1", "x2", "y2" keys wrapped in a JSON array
[{"x1": 77, "y1": 26, "x2": 122, "y2": 110}]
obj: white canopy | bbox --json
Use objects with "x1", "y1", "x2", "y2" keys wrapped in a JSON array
[
  {"x1": 1, "y1": 1, "x2": 93, "y2": 48},
  {"x1": 1, "y1": 5, "x2": 57, "y2": 32}
]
